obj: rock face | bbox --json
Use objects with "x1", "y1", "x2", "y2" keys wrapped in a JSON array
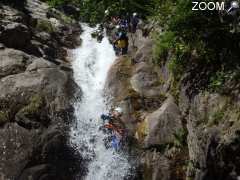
[
  {"x1": 0, "y1": 23, "x2": 31, "y2": 49},
  {"x1": 144, "y1": 96, "x2": 182, "y2": 148},
  {"x1": 0, "y1": 1, "x2": 83, "y2": 180},
  {"x1": 106, "y1": 23, "x2": 240, "y2": 180},
  {"x1": 0, "y1": 48, "x2": 32, "y2": 78}
]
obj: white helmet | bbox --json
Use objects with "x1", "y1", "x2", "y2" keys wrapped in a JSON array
[
  {"x1": 105, "y1": 9, "x2": 109, "y2": 14},
  {"x1": 232, "y1": 1, "x2": 239, "y2": 8},
  {"x1": 114, "y1": 107, "x2": 123, "y2": 114},
  {"x1": 133, "y1": 12, "x2": 137, "y2": 17},
  {"x1": 116, "y1": 25, "x2": 120, "y2": 29}
]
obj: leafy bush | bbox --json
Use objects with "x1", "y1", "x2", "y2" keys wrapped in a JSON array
[
  {"x1": 208, "y1": 110, "x2": 225, "y2": 126},
  {"x1": 46, "y1": 0, "x2": 158, "y2": 24},
  {"x1": 153, "y1": 31, "x2": 175, "y2": 63},
  {"x1": 173, "y1": 128, "x2": 188, "y2": 148},
  {"x1": 151, "y1": 0, "x2": 240, "y2": 92}
]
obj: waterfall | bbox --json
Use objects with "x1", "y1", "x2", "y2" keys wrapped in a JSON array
[{"x1": 70, "y1": 24, "x2": 131, "y2": 180}]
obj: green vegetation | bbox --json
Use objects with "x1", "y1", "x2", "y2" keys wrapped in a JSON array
[
  {"x1": 36, "y1": 19, "x2": 56, "y2": 33},
  {"x1": 20, "y1": 95, "x2": 44, "y2": 115},
  {"x1": 45, "y1": 0, "x2": 156, "y2": 24},
  {"x1": 151, "y1": 0, "x2": 240, "y2": 93},
  {"x1": 0, "y1": 111, "x2": 9, "y2": 126},
  {"x1": 45, "y1": 0, "x2": 240, "y2": 93},
  {"x1": 173, "y1": 128, "x2": 188, "y2": 148},
  {"x1": 208, "y1": 110, "x2": 225, "y2": 126},
  {"x1": 209, "y1": 71, "x2": 227, "y2": 91}
]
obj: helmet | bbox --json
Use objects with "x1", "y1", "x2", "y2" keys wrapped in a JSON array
[
  {"x1": 133, "y1": 12, "x2": 137, "y2": 17},
  {"x1": 116, "y1": 25, "x2": 120, "y2": 29},
  {"x1": 105, "y1": 9, "x2": 109, "y2": 14},
  {"x1": 231, "y1": 1, "x2": 239, "y2": 9},
  {"x1": 114, "y1": 107, "x2": 123, "y2": 114},
  {"x1": 101, "y1": 114, "x2": 108, "y2": 120}
]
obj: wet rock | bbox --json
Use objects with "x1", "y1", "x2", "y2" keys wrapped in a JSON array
[
  {"x1": 145, "y1": 96, "x2": 182, "y2": 147},
  {"x1": 15, "y1": 95, "x2": 50, "y2": 129},
  {"x1": 0, "y1": 5, "x2": 27, "y2": 24},
  {"x1": 57, "y1": 4, "x2": 80, "y2": 18},
  {"x1": 26, "y1": 58, "x2": 56, "y2": 71},
  {"x1": 25, "y1": 40, "x2": 44, "y2": 57},
  {"x1": 0, "y1": 0, "x2": 83, "y2": 179},
  {"x1": 140, "y1": 151, "x2": 171, "y2": 180},
  {"x1": 0, "y1": 123, "x2": 35, "y2": 179},
  {"x1": 0, "y1": 22, "x2": 31, "y2": 49},
  {"x1": 19, "y1": 164, "x2": 55, "y2": 180}
]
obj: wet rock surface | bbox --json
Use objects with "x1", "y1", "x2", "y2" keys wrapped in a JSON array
[{"x1": 0, "y1": 1, "x2": 84, "y2": 179}]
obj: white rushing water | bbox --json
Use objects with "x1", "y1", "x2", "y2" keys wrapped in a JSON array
[{"x1": 70, "y1": 24, "x2": 131, "y2": 180}]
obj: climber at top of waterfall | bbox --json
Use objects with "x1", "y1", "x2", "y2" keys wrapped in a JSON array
[{"x1": 130, "y1": 12, "x2": 139, "y2": 33}]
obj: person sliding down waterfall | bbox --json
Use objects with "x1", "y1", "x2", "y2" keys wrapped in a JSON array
[{"x1": 100, "y1": 107, "x2": 125, "y2": 151}]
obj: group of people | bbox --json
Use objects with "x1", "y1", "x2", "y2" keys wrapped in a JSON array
[
  {"x1": 100, "y1": 107, "x2": 125, "y2": 151},
  {"x1": 106, "y1": 12, "x2": 140, "y2": 56}
]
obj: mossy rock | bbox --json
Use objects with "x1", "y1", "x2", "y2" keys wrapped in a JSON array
[
  {"x1": 135, "y1": 119, "x2": 149, "y2": 143},
  {"x1": 0, "y1": 110, "x2": 9, "y2": 126},
  {"x1": 36, "y1": 19, "x2": 56, "y2": 33},
  {"x1": 19, "y1": 95, "x2": 44, "y2": 117}
]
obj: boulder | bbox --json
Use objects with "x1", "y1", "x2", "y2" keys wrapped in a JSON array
[
  {"x1": 26, "y1": 58, "x2": 56, "y2": 71},
  {"x1": 0, "y1": 5, "x2": 27, "y2": 24},
  {"x1": 0, "y1": 123, "x2": 35, "y2": 179},
  {"x1": 140, "y1": 151, "x2": 171, "y2": 180},
  {"x1": 0, "y1": 48, "x2": 32, "y2": 78},
  {"x1": 145, "y1": 96, "x2": 182, "y2": 147},
  {"x1": 0, "y1": 22, "x2": 31, "y2": 49},
  {"x1": 19, "y1": 164, "x2": 54, "y2": 180},
  {"x1": 133, "y1": 39, "x2": 153, "y2": 63},
  {"x1": 130, "y1": 62, "x2": 163, "y2": 97},
  {"x1": 0, "y1": 68, "x2": 76, "y2": 111}
]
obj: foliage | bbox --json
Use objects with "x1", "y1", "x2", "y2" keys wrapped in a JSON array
[
  {"x1": 173, "y1": 128, "x2": 188, "y2": 148},
  {"x1": 21, "y1": 95, "x2": 44, "y2": 115},
  {"x1": 46, "y1": 0, "x2": 157, "y2": 24},
  {"x1": 0, "y1": 111, "x2": 9, "y2": 126},
  {"x1": 36, "y1": 19, "x2": 56, "y2": 33},
  {"x1": 153, "y1": 31, "x2": 175, "y2": 62},
  {"x1": 151, "y1": 0, "x2": 240, "y2": 89},
  {"x1": 209, "y1": 71, "x2": 226, "y2": 91},
  {"x1": 208, "y1": 110, "x2": 225, "y2": 126}
]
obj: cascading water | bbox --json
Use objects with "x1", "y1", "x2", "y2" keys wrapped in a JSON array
[{"x1": 70, "y1": 24, "x2": 131, "y2": 180}]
